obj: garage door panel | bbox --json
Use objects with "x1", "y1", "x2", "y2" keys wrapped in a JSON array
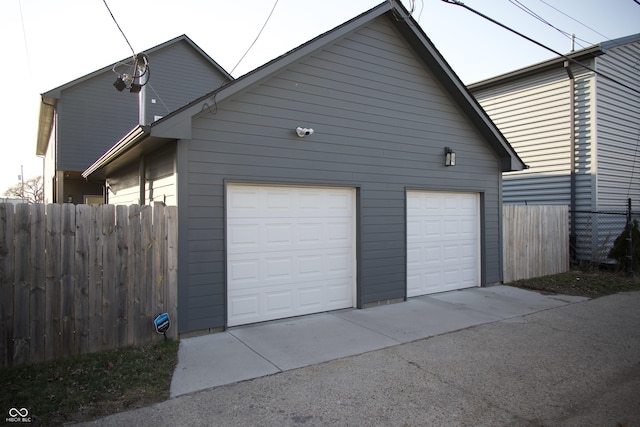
[
  {"x1": 265, "y1": 257, "x2": 293, "y2": 279},
  {"x1": 407, "y1": 191, "x2": 480, "y2": 297},
  {"x1": 229, "y1": 295, "x2": 260, "y2": 319},
  {"x1": 227, "y1": 185, "x2": 355, "y2": 326},
  {"x1": 265, "y1": 290, "x2": 293, "y2": 313},
  {"x1": 266, "y1": 224, "x2": 292, "y2": 245},
  {"x1": 326, "y1": 282, "x2": 352, "y2": 302},
  {"x1": 298, "y1": 286, "x2": 323, "y2": 307},
  {"x1": 228, "y1": 224, "x2": 260, "y2": 248},
  {"x1": 327, "y1": 253, "x2": 351, "y2": 274},
  {"x1": 228, "y1": 259, "x2": 260, "y2": 282}
]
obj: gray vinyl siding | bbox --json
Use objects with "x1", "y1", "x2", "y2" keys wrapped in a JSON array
[
  {"x1": 177, "y1": 16, "x2": 504, "y2": 332},
  {"x1": 107, "y1": 162, "x2": 140, "y2": 205},
  {"x1": 56, "y1": 40, "x2": 227, "y2": 172},
  {"x1": 146, "y1": 153, "x2": 177, "y2": 206},
  {"x1": 107, "y1": 145, "x2": 177, "y2": 206},
  {"x1": 595, "y1": 40, "x2": 640, "y2": 211}
]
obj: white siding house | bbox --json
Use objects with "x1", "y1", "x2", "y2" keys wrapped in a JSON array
[{"x1": 470, "y1": 33, "x2": 640, "y2": 264}]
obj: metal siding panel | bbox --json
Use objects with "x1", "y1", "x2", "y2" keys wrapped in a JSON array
[
  {"x1": 179, "y1": 16, "x2": 503, "y2": 330},
  {"x1": 595, "y1": 41, "x2": 640, "y2": 210}
]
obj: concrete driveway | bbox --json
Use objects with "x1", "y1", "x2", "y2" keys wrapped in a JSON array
[{"x1": 75, "y1": 287, "x2": 640, "y2": 426}]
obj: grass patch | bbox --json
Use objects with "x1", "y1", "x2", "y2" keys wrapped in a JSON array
[
  {"x1": 507, "y1": 267, "x2": 640, "y2": 298},
  {"x1": 0, "y1": 338, "x2": 179, "y2": 426}
]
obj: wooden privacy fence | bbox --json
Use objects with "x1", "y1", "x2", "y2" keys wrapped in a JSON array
[
  {"x1": 0, "y1": 203, "x2": 178, "y2": 368},
  {"x1": 503, "y1": 204, "x2": 569, "y2": 283}
]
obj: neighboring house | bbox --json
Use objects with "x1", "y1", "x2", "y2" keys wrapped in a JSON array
[
  {"x1": 36, "y1": 35, "x2": 232, "y2": 204},
  {"x1": 469, "y1": 33, "x2": 640, "y2": 263},
  {"x1": 83, "y1": 1, "x2": 525, "y2": 334}
]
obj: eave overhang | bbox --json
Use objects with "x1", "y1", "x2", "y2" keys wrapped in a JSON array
[
  {"x1": 82, "y1": 125, "x2": 173, "y2": 179},
  {"x1": 36, "y1": 97, "x2": 57, "y2": 156},
  {"x1": 468, "y1": 46, "x2": 604, "y2": 92}
]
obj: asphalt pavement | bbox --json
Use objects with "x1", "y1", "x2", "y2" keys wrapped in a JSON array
[{"x1": 74, "y1": 287, "x2": 640, "y2": 427}]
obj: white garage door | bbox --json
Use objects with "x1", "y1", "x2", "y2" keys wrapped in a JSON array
[
  {"x1": 406, "y1": 191, "x2": 480, "y2": 297},
  {"x1": 226, "y1": 184, "x2": 356, "y2": 326}
]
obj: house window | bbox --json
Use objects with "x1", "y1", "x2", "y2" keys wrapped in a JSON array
[{"x1": 84, "y1": 195, "x2": 104, "y2": 205}]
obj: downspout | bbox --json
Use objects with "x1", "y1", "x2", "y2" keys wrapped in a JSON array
[
  {"x1": 564, "y1": 61, "x2": 577, "y2": 261},
  {"x1": 139, "y1": 156, "x2": 146, "y2": 205}
]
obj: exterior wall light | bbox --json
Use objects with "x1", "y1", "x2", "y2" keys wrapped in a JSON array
[{"x1": 444, "y1": 147, "x2": 456, "y2": 166}]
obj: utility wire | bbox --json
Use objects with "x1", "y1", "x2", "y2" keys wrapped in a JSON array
[
  {"x1": 536, "y1": 0, "x2": 610, "y2": 41},
  {"x1": 17, "y1": 0, "x2": 32, "y2": 77},
  {"x1": 229, "y1": 0, "x2": 279, "y2": 76},
  {"x1": 508, "y1": 0, "x2": 590, "y2": 49},
  {"x1": 442, "y1": 0, "x2": 640, "y2": 96},
  {"x1": 147, "y1": 83, "x2": 172, "y2": 114},
  {"x1": 102, "y1": 0, "x2": 136, "y2": 59}
]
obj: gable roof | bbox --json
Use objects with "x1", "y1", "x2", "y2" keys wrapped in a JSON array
[
  {"x1": 468, "y1": 32, "x2": 640, "y2": 91},
  {"x1": 36, "y1": 34, "x2": 232, "y2": 156},
  {"x1": 83, "y1": 0, "x2": 526, "y2": 179}
]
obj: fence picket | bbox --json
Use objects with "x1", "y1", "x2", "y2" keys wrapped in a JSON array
[
  {"x1": 102, "y1": 205, "x2": 116, "y2": 350},
  {"x1": 152, "y1": 204, "x2": 165, "y2": 342},
  {"x1": 139, "y1": 205, "x2": 153, "y2": 345},
  {"x1": 45, "y1": 204, "x2": 61, "y2": 361},
  {"x1": 115, "y1": 205, "x2": 129, "y2": 348},
  {"x1": 0, "y1": 204, "x2": 15, "y2": 366},
  {"x1": 88, "y1": 205, "x2": 103, "y2": 353},
  {"x1": 60, "y1": 204, "x2": 76, "y2": 358},
  {"x1": 13, "y1": 204, "x2": 31, "y2": 365},
  {"x1": 30, "y1": 204, "x2": 46, "y2": 363},
  {"x1": 128, "y1": 205, "x2": 141, "y2": 346},
  {"x1": 75, "y1": 205, "x2": 91, "y2": 354}
]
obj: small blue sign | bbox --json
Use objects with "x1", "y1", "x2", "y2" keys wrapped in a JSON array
[{"x1": 154, "y1": 313, "x2": 170, "y2": 334}]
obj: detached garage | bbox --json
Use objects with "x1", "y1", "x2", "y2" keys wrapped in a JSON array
[{"x1": 83, "y1": 1, "x2": 525, "y2": 334}]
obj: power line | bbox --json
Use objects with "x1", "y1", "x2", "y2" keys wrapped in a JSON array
[
  {"x1": 229, "y1": 0, "x2": 279, "y2": 76},
  {"x1": 535, "y1": 0, "x2": 610, "y2": 41},
  {"x1": 147, "y1": 83, "x2": 172, "y2": 114},
  {"x1": 17, "y1": 0, "x2": 32, "y2": 76},
  {"x1": 508, "y1": 0, "x2": 575, "y2": 42},
  {"x1": 102, "y1": 0, "x2": 136, "y2": 59},
  {"x1": 442, "y1": 0, "x2": 640, "y2": 96},
  {"x1": 508, "y1": 0, "x2": 600, "y2": 50}
]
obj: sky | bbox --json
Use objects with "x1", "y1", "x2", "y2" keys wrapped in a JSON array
[{"x1": 0, "y1": 0, "x2": 638, "y2": 195}]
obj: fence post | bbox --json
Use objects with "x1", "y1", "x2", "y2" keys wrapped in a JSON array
[{"x1": 627, "y1": 198, "x2": 633, "y2": 279}]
